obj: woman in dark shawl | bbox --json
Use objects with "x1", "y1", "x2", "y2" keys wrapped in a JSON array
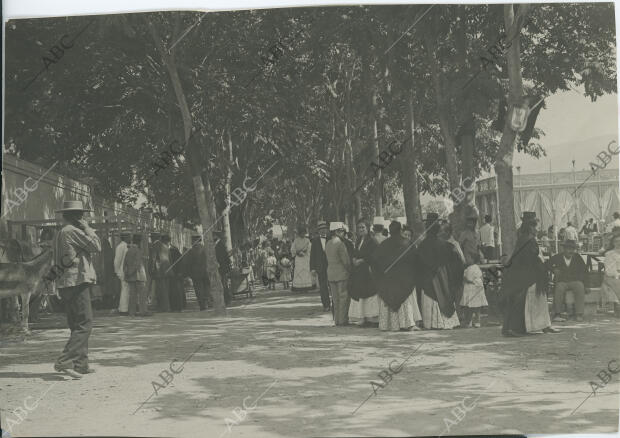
[
  {"x1": 501, "y1": 212, "x2": 554, "y2": 336},
  {"x1": 417, "y1": 213, "x2": 463, "y2": 330},
  {"x1": 371, "y1": 221, "x2": 422, "y2": 331},
  {"x1": 348, "y1": 219, "x2": 379, "y2": 326}
]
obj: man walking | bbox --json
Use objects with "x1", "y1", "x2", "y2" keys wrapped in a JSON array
[
  {"x1": 325, "y1": 222, "x2": 351, "y2": 325},
  {"x1": 310, "y1": 221, "x2": 330, "y2": 311},
  {"x1": 52, "y1": 200, "x2": 101, "y2": 378},
  {"x1": 114, "y1": 231, "x2": 131, "y2": 315}
]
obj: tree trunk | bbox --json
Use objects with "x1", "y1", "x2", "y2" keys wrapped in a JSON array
[
  {"x1": 344, "y1": 66, "x2": 356, "y2": 234},
  {"x1": 371, "y1": 88, "x2": 383, "y2": 217},
  {"x1": 495, "y1": 4, "x2": 531, "y2": 258},
  {"x1": 424, "y1": 34, "x2": 460, "y2": 193},
  {"x1": 149, "y1": 22, "x2": 226, "y2": 313},
  {"x1": 222, "y1": 130, "x2": 233, "y2": 254},
  {"x1": 402, "y1": 92, "x2": 425, "y2": 237}
]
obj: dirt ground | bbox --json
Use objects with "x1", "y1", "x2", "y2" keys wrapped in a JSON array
[{"x1": 1, "y1": 285, "x2": 619, "y2": 438}]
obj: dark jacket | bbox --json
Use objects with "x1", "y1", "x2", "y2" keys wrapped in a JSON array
[
  {"x1": 215, "y1": 239, "x2": 232, "y2": 274},
  {"x1": 349, "y1": 235, "x2": 378, "y2": 300},
  {"x1": 546, "y1": 253, "x2": 587, "y2": 284},
  {"x1": 123, "y1": 244, "x2": 145, "y2": 282},
  {"x1": 501, "y1": 234, "x2": 548, "y2": 298},
  {"x1": 187, "y1": 244, "x2": 208, "y2": 279},
  {"x1": 310, "y1": 236, "x2": 328, "y2": 272}
]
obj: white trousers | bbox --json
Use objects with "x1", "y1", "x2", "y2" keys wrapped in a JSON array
[{"x1": 118, "y1": 279, "x2": 130, "y2": 312}]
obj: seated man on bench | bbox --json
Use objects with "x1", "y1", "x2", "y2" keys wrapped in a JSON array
[{"x1": 546, "y1": 239, "x2": 587, "y2": 322}]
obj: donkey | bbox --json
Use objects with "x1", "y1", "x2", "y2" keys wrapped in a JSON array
[{"x1": 0, "y1": 246, "x2": 54, "y2": 333}]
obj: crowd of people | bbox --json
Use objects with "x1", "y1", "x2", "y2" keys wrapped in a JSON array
[
  {"x1": 269, "y1": 211, "x2": 620, "y2": 335},
  {"x1": 48, "y1": 197, "x2": 620, "y2": 378},
  {"x1": 114, "y1": 230, "x2": 234, "y2": 315}
]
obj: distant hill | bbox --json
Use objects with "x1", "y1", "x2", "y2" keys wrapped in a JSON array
[{"x1": 513, "y1": 133, "x2": 619, "y2": 174}]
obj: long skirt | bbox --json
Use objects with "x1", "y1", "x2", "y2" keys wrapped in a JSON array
[
  {"x1": 421, "y1": 292, "x2": 460, "y2": 329},
  {"x1": 601, "y1": 276, "x2": 620, "y2": 305},
  {"x1": 349, "y1": 295, "x2": 379, "y2": 324},
  {"x1": 379, "y1": 293, "x2": 422, "y2": 331},
  {"x1": 525, "y1": 284, "x2": 551, "y2": 333},
  {"x1": 329, "y1": 280, "x2": 350, "y2": 326},
  {"x1": 292, "y1": 255, "x2": 313, "y2": 291}
]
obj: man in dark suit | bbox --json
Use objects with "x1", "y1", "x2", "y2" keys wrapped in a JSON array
[
  {"x1": 310, "y1": 221, "x2": 330, "y2": 311},
  {"x1": 187, "y1": 234, "x2": 210, "y2": 310},
  {"x1": 546, "y1": 239, "x2": 587, "y2": 322}
]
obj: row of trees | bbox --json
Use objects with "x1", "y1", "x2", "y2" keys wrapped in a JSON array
[{"x1": 5, "y1": 3, "x2": 616, "y2": 311}]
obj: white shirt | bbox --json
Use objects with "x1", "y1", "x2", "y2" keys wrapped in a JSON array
[
  {"x1": 114, "y1": 240, "x2": 128, "y2": 279},
  {"x1": 320, "y1": 237, "x2": 326, "y2": 251},
  {"x1": 563, "y1": 256, "x2": 573, "y2": 267},
  {"x1": 604, "y1": 249, "x2": 620, "y2": 278},
  {"x1": 609, "y1": 219, "x2": 620, "y2": 232},
  {"x1": 565, "y1": 226, "x2": 578, "y2": 241},
  {"x1": 479, "y1": 223, "x2": 495, "y2": 247}
]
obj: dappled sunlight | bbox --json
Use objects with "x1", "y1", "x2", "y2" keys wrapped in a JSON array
[{"x1": 1, "y1": 287, "x2": 619, "y2": 436}]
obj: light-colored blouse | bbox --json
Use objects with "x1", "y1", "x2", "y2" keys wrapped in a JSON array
[{"x1": 604, "y1": 249, "x2": 620, "y2": 278}]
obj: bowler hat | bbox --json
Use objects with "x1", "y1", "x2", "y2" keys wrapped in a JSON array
[
  {"x1": 317, "y1": 221, "x2": 328, "y2": 230},
  {"x1": 56, "y1": 200, "x2": 92, "y2": 212}
]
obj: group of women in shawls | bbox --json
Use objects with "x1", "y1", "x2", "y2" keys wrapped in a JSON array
[{"x1": 348, "y1": 215, "x2": 465, "y2": 331}]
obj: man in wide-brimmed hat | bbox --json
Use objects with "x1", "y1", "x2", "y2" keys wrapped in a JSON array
[
  {"x1": 545, "y1": 239, "x2": 587, "y2": 322},
  {"x1": 52, "y1": 200, "x2": 101, "y2": 378},
  {"x1": 114, "y1": 231, "x2": 132, "y2": 315},
  {"x1": 310, "y1": 220, "x2": 330, "y2": 311},
  {"x1": 325, "y1": 222, "x2": 351, "y2": 325},
  {"x1": 186, "y1": 234, "x2": 210, "y2": 310}
]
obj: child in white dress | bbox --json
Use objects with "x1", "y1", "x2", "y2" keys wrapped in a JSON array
[{"x1": 460, "y1": 264, "x2": 488, "y2": 327}]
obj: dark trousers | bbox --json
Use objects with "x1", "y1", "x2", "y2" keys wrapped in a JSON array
[
  {"x1": 154, "y1": 277, "x2": 170, "y2": 312},
  {"x1": 169, "y1": 276, "x2": 186, "y2": 311},
  {"x1": 219, "y1": 268, "x2": 232, "y2": 306},
  {"x1": 554, "y1": 281, "x2": 585, "y2": 315},
  {"x1": 191, "y1": 276, "x2": 211, "y2": 310},
  {"x1": 502, "y1": 288, "x2": 527, "y2": 334},
  {"x1": 55, "y1": 283, "x2": 93, "y2": 371},
  {"x1": 318, "y1": 269, "x2": 330, "y2": 309},
  {"x1": 482, "y1": 246, "x2": 495, "y2": 260},
  {"x1": 128, "y1": 281, "x2": 148, "y2": 316}
]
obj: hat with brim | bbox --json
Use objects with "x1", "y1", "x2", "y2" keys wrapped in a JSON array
[
  {"x1": 120, "y1": 231, "x2": 132, "y2": 238},
  {"x1": 521, "y1": 211, "x2": 539, "y2": 223},
  {"x1": 56, "y1": 200, "x2": 92, "y2": 212},
  {"x1": 317, "y1": 221, "x2": 328, "y2": 230},
  {"x1": 562, "y1": 239, "x2": 578, "y2": 249},
  {"x1": 330, "y1": 221, "x2": 346, "y2": 231}
]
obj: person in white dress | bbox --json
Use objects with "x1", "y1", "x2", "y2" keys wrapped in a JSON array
[
  {"x1": 348, "y1": 220, "x2": 380, "y2": 326},
  {"x1": 114, "y1": 232, "x2": 131, "y2": 315},
  {"x1": 602, "y1": 234, "x2": 620, "y2": 316},
  {"x1": 290, "y1": 225, "x2": 313, "y2": 291}
]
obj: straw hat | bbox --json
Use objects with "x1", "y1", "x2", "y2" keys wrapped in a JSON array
[{"x1": 55, "y1": 200, "x2": 92, "y2": 212}]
